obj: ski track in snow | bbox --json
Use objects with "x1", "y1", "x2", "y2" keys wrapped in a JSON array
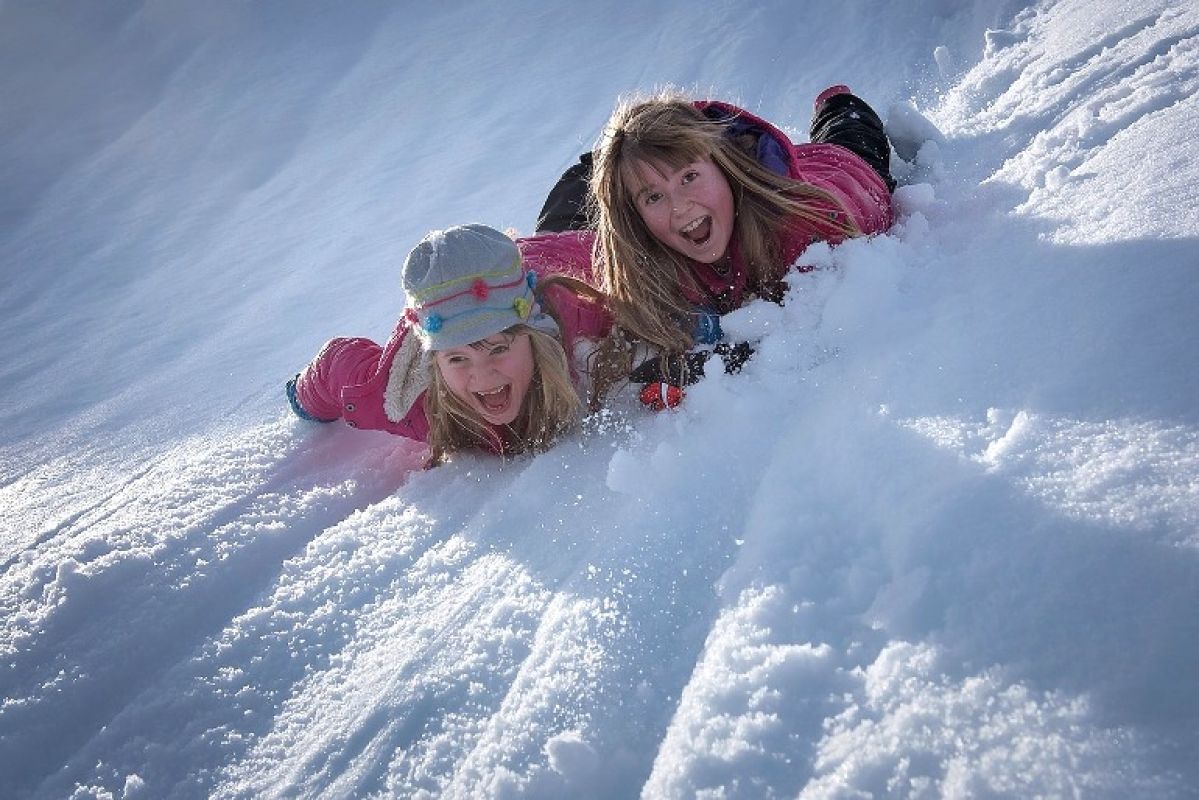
[
  {"x1": 2, "y1": 1, "x2": 1198, "y2": 798},
  {"x1": 1, "y1": 421, "x2": 426, "y2": 796},
  {"x1": 934, "y1": 2, "x2": 1199, "y2": 242}
]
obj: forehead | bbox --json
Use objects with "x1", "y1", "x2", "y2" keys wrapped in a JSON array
[
  {"x1": 434, "y1": 331, "x2": 523, "y2": 357},
  {"x1": 622, "y1": 155, "x2": 699, "y2": 196}
]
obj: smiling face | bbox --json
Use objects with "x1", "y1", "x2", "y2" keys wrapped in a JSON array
[
  {"x1": 627, "y1": 156, "x2": 736, "y2": 264},
  {"x1": 433, "y1": 331, "x2": 535, "y2": 427}
]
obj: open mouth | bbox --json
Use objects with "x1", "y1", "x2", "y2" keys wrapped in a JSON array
[
  {"x1": 681, "y1": 216, "x2": 712, "y2": 247},
  {"x1": 474, "y1": 385, "x2": 512, "y2": 415}
]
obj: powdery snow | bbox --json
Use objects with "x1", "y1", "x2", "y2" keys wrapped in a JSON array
[{"x1": 2, "y1": 1, "x2": 1197, "y2": 798}]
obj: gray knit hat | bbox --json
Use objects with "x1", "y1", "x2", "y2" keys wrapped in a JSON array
[{"x1": 402, "y1": 224, "x2": 560, "y2": 350}]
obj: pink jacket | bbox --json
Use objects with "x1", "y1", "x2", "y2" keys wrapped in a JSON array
[
  {"x1": 293, "y1": 230, "x2": 610, "y2": 445},
  {"x1": 685, "y1": 100, "x2": 894, "y2": 312}
]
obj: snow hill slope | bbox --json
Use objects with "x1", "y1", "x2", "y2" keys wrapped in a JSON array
[{"x1": 1, "y1": 1, "x2": 1197, "y2": 797}]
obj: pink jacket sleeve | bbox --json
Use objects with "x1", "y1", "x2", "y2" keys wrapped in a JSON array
[
  {"x1": 293, "y1": 337, "x2": 383, "y2": 423},
  {"x1": 691, "y1": 100, "x2": 892, "y2": 267},
  {"x1": 791, "y1": 142, "x2": 893, "y2": 236},
  {"x1": 517, "y1": 230, "x2": 596, "y2": 283}
]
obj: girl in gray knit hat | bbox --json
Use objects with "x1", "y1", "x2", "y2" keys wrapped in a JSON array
[{"x1": 288, "y1": 224, "x2": 612, "y2": 465}]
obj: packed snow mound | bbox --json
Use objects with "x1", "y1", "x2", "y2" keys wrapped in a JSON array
[{"x1": 2, "y1": 1, "x2": 1197, "y2": 798}]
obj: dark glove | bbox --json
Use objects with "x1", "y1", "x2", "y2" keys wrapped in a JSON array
[
  {"x1": 630, "y1": 354, "x2": 696, "y2": 413},
  {"x1": 631, "y1": 342, "x2": 756, "y2": 384},
  {"x1": 713, "y1": 340, "x2": 755, "y2": 374},
  {"x1": 630, "y1": 342, "x2": 756, "y2": 412},
  {"x1": 629, "y1": 351, "x2": 710, "y2": 387}
]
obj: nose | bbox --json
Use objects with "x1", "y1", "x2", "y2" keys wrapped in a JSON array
[{"x1": 467, "y1": 363, "x2": 501, "y2": 388}]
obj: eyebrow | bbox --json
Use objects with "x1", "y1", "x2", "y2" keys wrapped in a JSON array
[
  {"x1": 469, "y1": 335, "x2": 513, "y2": 351},
  {"x1": 627, "y1": 161, "x2": 671, "y2": 203},
  {"x1": 630, "y1": 178, "x2": 663, "y2": 205}
]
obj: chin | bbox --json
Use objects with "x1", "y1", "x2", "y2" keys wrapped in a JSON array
[
  {"x1": 476, "y1": 404, "x2": 520, "y2": 427},
  {"x1": 694, "y1": 248, "x2": 727, "y2": 265}
]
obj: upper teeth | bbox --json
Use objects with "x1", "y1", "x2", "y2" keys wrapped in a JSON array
[
  {"x1": 478, "y1": 387, "x2": 505, "y2": 396},
  {"x1": 681, "y1": 217, "x2": 704, "y2": 234}
]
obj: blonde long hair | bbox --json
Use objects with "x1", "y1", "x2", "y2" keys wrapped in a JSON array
[
  {"x1": 423, "y1": 276, "x2": 608, "y2": 465},
  {"x1": 589, "y1": 91, "x2": 859, "y2": 356}
]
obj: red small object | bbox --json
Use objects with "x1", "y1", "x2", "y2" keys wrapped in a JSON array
[
  {"x1": 404, "y1": 308, "x2": 420, "y2": 325},
  {"x1": 813, "y1": 84, "x2": 852, "y2": 111},
  {"x1": 471, "y1": 279, "x2": 490, "y2": 300},
  {"x1": 639, "y1": 382, "x2": 684, "y2": 411}
]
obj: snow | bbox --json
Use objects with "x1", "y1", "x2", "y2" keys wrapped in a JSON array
[{"x1": 2, "y1": 1, "x2": 1198, "y2": 797}]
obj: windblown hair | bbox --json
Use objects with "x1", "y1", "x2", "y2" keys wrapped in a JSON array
[
  {"x1": 423, "y1": 275, "x2": 609, "y2": 465},
  {"x1": 588, "y1": 90, "x2": 859, "y2": 356}
]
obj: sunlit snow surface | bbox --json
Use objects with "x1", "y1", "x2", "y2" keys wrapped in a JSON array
[{"x1": 2, "y1": 1, "x2": 1198, "y2": 798}]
